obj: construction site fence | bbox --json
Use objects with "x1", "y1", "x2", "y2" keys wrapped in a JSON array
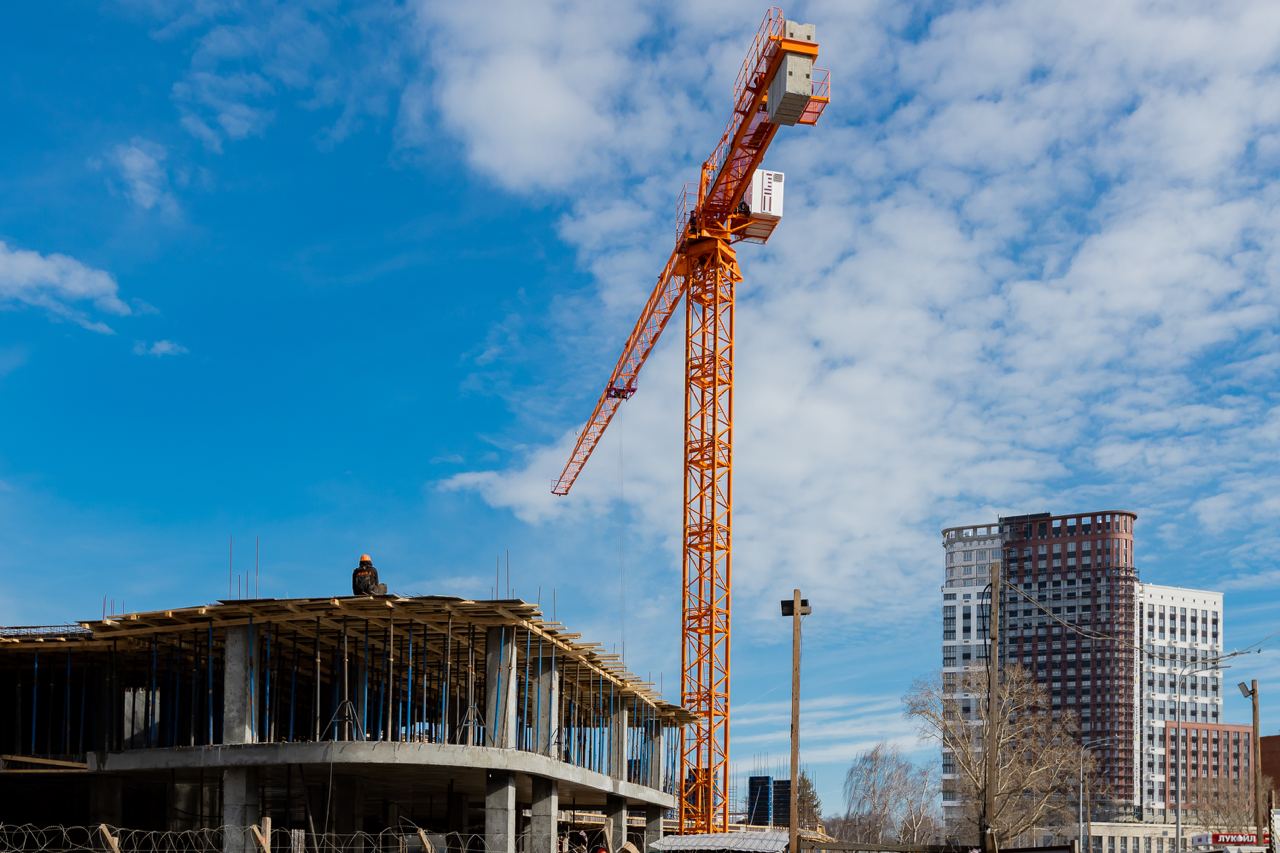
[{"x1": 0, "y1": 824, "x2": 642, "y2": 853}]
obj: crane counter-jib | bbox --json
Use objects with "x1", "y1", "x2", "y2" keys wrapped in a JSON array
[{"x1": 698, "y1": 17, "x2": 821, "y2": 222}]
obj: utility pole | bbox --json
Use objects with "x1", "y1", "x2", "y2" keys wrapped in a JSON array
[
  {"x1": 791, "y1": 589, "x2": 801, "y2": 853},
  {"x1": 1252, "y1": 680, "x2": 1264, "y2": 846},
  {"x1": 1078, "y1": 759, "x2": 1085, "y2": 853},
  {"x1": 983, "y1": 560, "x2": 1001, "y2": 853},
  {"x1": 781, "y1": 590, "x2": 811, "y2": 853},
  {"x1": 1237, "y1": 679, "x2": 1266, "y2": 847}
]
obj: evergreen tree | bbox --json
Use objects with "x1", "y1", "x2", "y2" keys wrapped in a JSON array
[{"x1": 798, "y1": 769, "x2": 823, "y2": 828}]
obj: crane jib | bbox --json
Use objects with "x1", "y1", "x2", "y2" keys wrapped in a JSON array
[{"x1": 550, "y1": 247, "x2": 686, "y2": 497}]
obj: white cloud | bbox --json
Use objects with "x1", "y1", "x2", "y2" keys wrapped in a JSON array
[
  {"x1": 0, "y1": 241, "x2": 131, "y2": 333},
  {"x1": 398, "y1": 0, "x2": 745, "y2": 192},
  {"x1": 110, "y1": 138, "x2": 178, "y2": 214},
  {"x1": 133, "y1": 339, "x2": 189, "y2": 357},
  {"x1": 439, "y1": 0, "x2": 1280, "y2": 638},
  {"x1": 733, "y1": 692, "x2": 922, "y2": 766},
  {"x1": 142, "y1": 2, "x2": 410, "y2": 151}
]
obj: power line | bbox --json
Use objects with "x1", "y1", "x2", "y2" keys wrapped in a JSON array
[{"x1": 1000, "y1": 579, "x2": 1267, "y2": 665}]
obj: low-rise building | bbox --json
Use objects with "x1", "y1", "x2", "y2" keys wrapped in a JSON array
[{"x1": 0, "y1": 594, "x2": 692, "y2": 853}]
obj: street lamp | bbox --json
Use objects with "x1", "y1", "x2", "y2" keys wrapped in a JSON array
[
  {"x1": 780, "y1": 590, "x2": 811, "y2": 853},
  {"x1": 1080, "y1": 736, "x2": 1115, "y2": 853},
  {"x1": 1237, "y1": 680, "x2": 1264, "y2": 846}
]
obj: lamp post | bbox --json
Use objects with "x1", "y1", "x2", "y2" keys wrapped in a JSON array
[
  {"x1": 983, "y1": 561, "x2": 1002, "y2": 853},
  {"x1": 1237, "y1": 680, "x2": 1264, "y2": 846},
  {"x1": 1080, "y1": 737, "x2": 1115, "y2": 853},
  {"x1": 781, "y1": 590, "x2": 811, "y2": 853},
  {"x1": 1175, "y1": 659, "x2": 1221, "y2": 853}
]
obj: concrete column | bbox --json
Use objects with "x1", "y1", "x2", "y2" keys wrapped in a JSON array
[
  {"x1": 223, "y1": 625, "x2": 257, "y2": 745},
  {"x1": 645, "y1": 722, "x2": 665, "y2": 791},
  {"x1": 610, "y1": 700, "x2": 629, "y2": 781},
  {"x1": 643, "y1": 805, "x2": 664, "y2": 851},
  {"x1": 534, "y1": 656, "x2": 560, "y2": 758},
  {"x1": 222, "y1": 767, "x2": 260, "y2": 853},
  {"x1": 485, "y1": 771, "x2": 516, "y2": 853},
  {"x1": 605, "y1": 795, "x2": 628, "y2": 853},
  {"x1": 530, "y1": 777, "x2": 558, "y2": 853},
  {"x1": 485, "y1": 628, "x2": 517, "y2": 748}
]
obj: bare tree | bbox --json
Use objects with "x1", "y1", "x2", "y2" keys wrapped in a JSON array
[
  {"x1": 832, "y1": 742, "x2": 940, "y2": 844},
  {"x1": 905, "y1": 665, "x2": 1093, "y2": 848},
  {"x1": 1186, "y1": 775, "x2": 1274, "y2": 832},
  {"x1": 899, "y1": 763, "x2": 944, "y2": 845}
]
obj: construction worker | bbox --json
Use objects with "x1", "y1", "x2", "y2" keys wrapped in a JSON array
[{"x1": 351, "y1": 554, "x2": 386, "y2": 596}]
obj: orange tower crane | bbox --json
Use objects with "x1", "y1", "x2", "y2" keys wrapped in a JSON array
[{"x1": 551, "y1": 8, "x2": 828, "y2": 833}]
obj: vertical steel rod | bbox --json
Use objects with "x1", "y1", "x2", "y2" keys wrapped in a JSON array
[
  {"x1": 289, "y1": 629, "x2": 298, "y2": 742},
  {"x1": 313, "y1": 617, "x2": 321, "y2": 742},
  {"x1": 206, "y1": 626, "x2": 214, "y2": 744}
]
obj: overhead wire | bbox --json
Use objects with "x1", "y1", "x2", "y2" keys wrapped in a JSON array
[{"x1": 1001, "y1": 578, "x2": 1268, "y2": 663}]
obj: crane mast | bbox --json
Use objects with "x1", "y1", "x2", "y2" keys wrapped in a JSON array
[{"x1": 552, "y1": 8, "x2": 828, "y2": 833}]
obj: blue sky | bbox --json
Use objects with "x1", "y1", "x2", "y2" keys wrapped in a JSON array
[{"x1": 2, "y1": 0, "x2": 1280, "y2": 815}]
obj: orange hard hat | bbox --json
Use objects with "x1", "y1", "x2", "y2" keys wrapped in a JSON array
[{"x1": 359, "y1": 553, "x2": 372, "y2": 563}]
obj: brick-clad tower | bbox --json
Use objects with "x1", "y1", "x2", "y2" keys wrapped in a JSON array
[{"x1": 998, "y1": 511, "x2": 1139, "y2": 815}]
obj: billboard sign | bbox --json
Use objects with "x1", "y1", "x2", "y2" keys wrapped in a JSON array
[{"x1": 1191, "y1": 833, "x2": 1270, "y2": 846}]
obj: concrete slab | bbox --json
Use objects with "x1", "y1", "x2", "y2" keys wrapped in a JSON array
[{"x1": 90, "y1": 740, "x2": 676, "y2": 809}]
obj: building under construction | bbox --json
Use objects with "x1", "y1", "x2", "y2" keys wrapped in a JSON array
[{"x1": 0, "y1": 594, "x2": 692, "y2": 853}]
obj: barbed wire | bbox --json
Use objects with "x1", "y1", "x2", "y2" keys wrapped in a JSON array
[{"x1": 0, "y1": 824, "x2": 641, "y2": 853}]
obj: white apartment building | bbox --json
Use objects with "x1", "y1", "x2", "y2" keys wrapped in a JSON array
[
  {"x1": 1138, "y1": 583, "x2": 1227, "y2": 821},
  {"x1": 940, "y1": 521, "x2": 1002, "y2": 827}
]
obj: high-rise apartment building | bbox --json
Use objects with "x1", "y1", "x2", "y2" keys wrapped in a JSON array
[
  {"x1": 1138, "y1": 584, "x2": 1251, "y2": 822},
  {"x1": 940, "y1": 511, "x2": 1247, "y2": 831},
  {"x1": 999, "y1": 511, "x2": 1140, "y2": 814},
  {"x1": 939, "y1": 519, "x2": 1005, "y2": 828}
]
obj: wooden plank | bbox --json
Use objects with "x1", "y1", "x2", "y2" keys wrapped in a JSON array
[
  {"x1": 99, "y1": 824, "x2": 121, "y2": 853},
  {"x1": 0, "y1": 754, "x2": 88, "y2": 769}
]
